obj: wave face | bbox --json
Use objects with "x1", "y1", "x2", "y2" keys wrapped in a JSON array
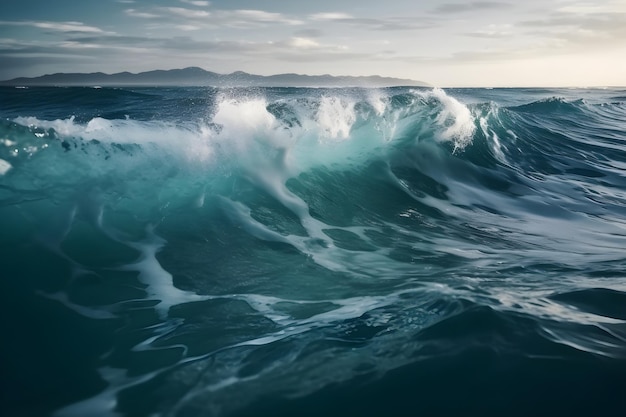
[{"x1": 1, "y1": 86, "x2": 626, "y2": 417}]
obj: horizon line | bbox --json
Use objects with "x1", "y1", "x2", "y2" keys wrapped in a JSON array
[{"x1": 1, "y1": 67, "x2": 623, "y2": 89}]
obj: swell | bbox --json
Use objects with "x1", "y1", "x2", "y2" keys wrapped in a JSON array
[{"x1": 233, "y1": 304, "x2": 626, "y2": 417}]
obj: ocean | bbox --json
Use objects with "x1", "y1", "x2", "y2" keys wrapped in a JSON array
[{"x1": 1, "y1": 85, "x2": 625, "y2": 416}]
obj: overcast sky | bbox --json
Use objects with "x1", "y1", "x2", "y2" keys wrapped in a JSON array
[{"x1": 1, "y1": 0, "x2": 625, "y2": 86}]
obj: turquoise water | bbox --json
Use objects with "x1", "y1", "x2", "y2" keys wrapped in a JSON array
[{"x1": 1, "y1": 86, "x2": 626, "y2": 416}]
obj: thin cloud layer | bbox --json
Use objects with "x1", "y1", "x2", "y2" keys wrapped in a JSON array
[
  {"x1": 122, "y1": 5, "x2": 302, "y2": 27},
  {"x1": 432, "y1": 2, "x2": 513, "y2": 14},
  {"x1": 0, "y1": 20, "x2": 106, "y2": 34},
  {"x1": 180, "y1": 0, "x2": 210, "y2": 6},
  {"x1": 309, "y1": 13, "x2": 438, "y2": 31}
]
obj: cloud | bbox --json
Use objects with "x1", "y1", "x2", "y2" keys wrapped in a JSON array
[
  {"x1": 0, "y1": 38, "x2": 51, "y2": 54},
  {"x1": 123, "y1": 5, "x2": 302, "y2": 27},
  {"x1": 0, "y1": 38, "x2": 26, "y2": 51},
  {"x1": 432, "y1": 2, "x2": 512, "y2": 14},
  {"x1": 281, "y1": 37, "x2": 350, "y2": 53},
  {"x1": 294, "y1": 29, "x2": 324, "y2": 38},
  {"x1": 446, "y1": 7, "x2": 626, "y2": 64},
  {"x1": 446, "y1": 49, "x2": 520, "y2": 62},
  {"x1": 520, "y1": 10, "x2": 626, "y2": 31},
  {"x1": 463, "y1": 31, "x2": 511, "y2": 39},
  {"x1": 160, "y1": 7, "x2": 210, "y2": 19},
  {"x1": 59, "y1": 40, "x2": 105, "y2": 50},
  {"x1": 555, "y1": 2, "x2": 626, "y2": 14},
  {"x1": 33, "y1": 21, "x2": 104, "y2": 33},
  {"x1": 1, "y1": 30, "x2": 364, "y2": 66},
  {"x1": 464, "y1": 24, "x2": 513, "y2": 38},
  {"x1": 175, "y1": 24, "x2": 202, "y2": 31},
  {"x1": 308, "y1": 13, "x2": 437, "y2": 31},
  {"x1": 348, "y1": 17, "x2": 437, "y2": 31},
  {"x1": 0, "y1": 20, "x2": 106, "y2": 34},
  {"x1": 0, "y1": 38, "x2": 102, "y2": 70},
  {"x1": 212, "y1": 9, "x2": 303, "y2": 27},
  {"x1": 406, "y1": 12, "x2": 626, "y2": 66},
  {"x1": 515, "y1": 10, "x2": 626, "y2": 52},
  {"x1": 288, "y1": 37, "x2": 320, "y2": 49},
  {"x1": 180, "y1": 0, "x2": 210, "y2": 6},
  {"x1": 310, "y1": 12, "x2": 354, "y2": 20},
  {"x1": 125, "y1": 9, "x2": 161, "y2": 19},
  {"x1": 64, "y1": 33, "x2": 352, "y2": 56}
]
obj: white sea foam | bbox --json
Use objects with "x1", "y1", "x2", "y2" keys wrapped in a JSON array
[
  {"x1": 0, "y1": 158, "x2": 11, "y2": 175},
  {"x1": 366, "y1": 89, "x2": 388, "y2": 116},
  {"x1": 314, "y1": 96, "x2": 356, "y2": 140},
  {"x1": 122, "y1": 226, "x2": 209, "y2": 318},
  {"x1": 417, "y1": 88, "x2": 476, "y2": 151},
  {"x1": 13, "y1": 115, "x2": 215, "y2": 165}
]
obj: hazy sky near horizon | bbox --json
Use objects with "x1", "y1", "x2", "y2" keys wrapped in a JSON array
[{"x1": 1, "y1": 0, "x2": 625, "y2": 86}]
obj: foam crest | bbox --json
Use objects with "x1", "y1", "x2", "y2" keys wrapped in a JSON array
[
  {"x1": 212, "y1": 97, "x2": 278, "y2": 143},
  {"x1": 0, "y1": 158, "x2": 11, "y2": 175},
  {"x1": 419, "y1": 88, "x2": 476, "y2": 151},
  {"x1": 13, "y1": 115, "x2": 215, "y2": 165},
  {"x1": 14, "y1": 116, "x2": 82, "y2": 137},
  {"x1": 8, "y1": 88, "x2": 479, "y2": 185},
  {"x1": 366, "y1": 89, "x2": 388, "y2": 116},
  {"x1": 314, "y1": 96, "x2": 356, "y2": 140}
]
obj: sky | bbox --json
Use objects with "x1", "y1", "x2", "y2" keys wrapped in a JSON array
[{"x1": 1, "y1": 0, "x2": 625, "y2": 87}]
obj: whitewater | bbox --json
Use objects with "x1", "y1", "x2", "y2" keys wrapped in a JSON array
[{"x1": 1, "y1": 85, "x2": 625, "y2": 417}]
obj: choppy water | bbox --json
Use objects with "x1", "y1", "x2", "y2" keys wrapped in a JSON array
[{"x1": 1, "y1": 86, "x2": 626, "y2": 417}]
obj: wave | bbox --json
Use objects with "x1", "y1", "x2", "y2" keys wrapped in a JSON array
[
  {"x1": 0, "y1": 88, "x2": 481, "y2": 201},
  {"x1": 3, "y1": 87, "x2": 626, "y2": 275},
  {"x1": 508, "y1": 96, "x2": 588, "y2": 113},
  {"x1": 2, "y1": 86, "x2": 626, "y2": 417},
  {"x1": 3, "y1": 88, "x2": 626, "y2": 260}
]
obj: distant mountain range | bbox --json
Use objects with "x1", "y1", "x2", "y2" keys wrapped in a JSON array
[{"x1": 0, "y1": 67, "x2": 429, "y2": 88}]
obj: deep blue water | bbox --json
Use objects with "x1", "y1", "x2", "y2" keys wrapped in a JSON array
[{"x1": 1, "y1": 86, "x2": 626, "y2": 416}]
